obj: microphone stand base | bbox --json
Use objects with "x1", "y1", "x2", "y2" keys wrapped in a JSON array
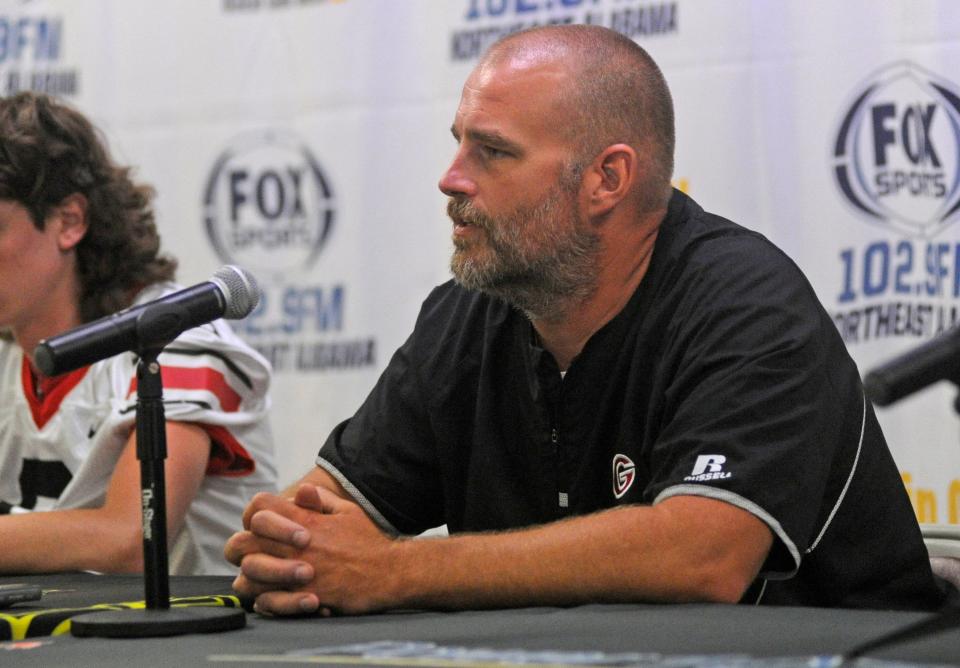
[{"x1": 70, "y1": 606, "x2": 245, "y2": 638}]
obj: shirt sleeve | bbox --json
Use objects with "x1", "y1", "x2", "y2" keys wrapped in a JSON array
[
  {"x1": 318, "y1": 296, "x2": 445, "y2": 536},
  {"x1": 126, "y1": 318, "x2": 274, "y2": 478},
  {"x1": 641, "y1": 232, "x2": 865, "y2": 579}
]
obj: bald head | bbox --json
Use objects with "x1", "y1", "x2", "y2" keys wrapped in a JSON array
[{"x1": 478, "y1": 25, "x2": 675, "y2": 212}]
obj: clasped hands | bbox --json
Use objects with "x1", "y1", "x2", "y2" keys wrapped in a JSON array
[{"x1": 224, "y1": 484, "x2": 400, "y2": 616}]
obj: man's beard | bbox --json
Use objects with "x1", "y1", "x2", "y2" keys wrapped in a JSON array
[{"x1": 447, "y1": 186, "x2": 601, "y2": 321}]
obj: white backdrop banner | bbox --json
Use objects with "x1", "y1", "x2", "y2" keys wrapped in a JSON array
[{"x1": 2, "y1": 0, "x2": 958, "y2": 527}]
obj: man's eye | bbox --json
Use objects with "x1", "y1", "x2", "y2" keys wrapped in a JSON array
[{"x1": 481, "y1": 145, "x2": 508, "y2": 159}]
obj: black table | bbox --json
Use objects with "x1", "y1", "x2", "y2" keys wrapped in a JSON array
[{"x1": 1, "y1": 573, "x2": 959, "y2": 667}]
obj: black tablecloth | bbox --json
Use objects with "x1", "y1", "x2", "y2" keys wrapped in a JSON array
[{"x1": 1, "y1": 573, "x2": 959, "y2": 667}]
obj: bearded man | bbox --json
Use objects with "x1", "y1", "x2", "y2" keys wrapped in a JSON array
[{"x1": 225, "y1": 24, "x2": 949, "y2": 614}]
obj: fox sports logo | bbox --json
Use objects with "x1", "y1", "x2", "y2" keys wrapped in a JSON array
[
  {"x1": 203, "y1": 130, "x2": 335, "y2": 275},
  {"x1": 833, "y1": 61, "x2": 960, "y2": 238}
]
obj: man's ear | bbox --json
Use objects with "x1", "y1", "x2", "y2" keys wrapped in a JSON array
[
  {"x1": 50, "y1": 193, "x2": 89, "y2": 251},
  {"x1": 583, "y1": 144, "x2": 637, "y2": 218}
]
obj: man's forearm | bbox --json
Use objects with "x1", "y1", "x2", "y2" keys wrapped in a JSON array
[
  {"x1": 230, "y1": 485, "x2": 772, "y2": 615},
  {"x1": 388, "y1": 496, "x2": 771, "y2": 610}
]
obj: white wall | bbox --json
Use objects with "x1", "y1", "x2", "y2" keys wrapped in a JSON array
[{"x1": 3, "y1": 0, "x2": 959, "y2": 525}]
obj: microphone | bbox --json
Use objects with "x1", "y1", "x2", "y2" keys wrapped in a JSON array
[
  {"x1": 862, "y1": 326, "x2": 960, "y2": 406},
  {"x1": 33, "y1": 265, "x2": 260, "y2": 377}
]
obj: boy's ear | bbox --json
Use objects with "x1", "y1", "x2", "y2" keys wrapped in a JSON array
[{"x1": 51, "y1": 193, "x2": 89, "y2": 251}]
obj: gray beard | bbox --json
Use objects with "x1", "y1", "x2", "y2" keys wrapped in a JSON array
[
  {"x1": 452, "y1": 236, "x2": 599, "y2": 321},
  {"x1": 448, "y1": 195, "x2": 601, "y2": 321}
]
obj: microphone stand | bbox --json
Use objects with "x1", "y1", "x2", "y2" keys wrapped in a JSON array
[{"x1": 72, "y1": 336, "x2": 245, "y2": 637}]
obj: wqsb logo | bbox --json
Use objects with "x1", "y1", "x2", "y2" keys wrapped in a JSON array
[
  {"x1": 203, "y1": 130, "x2": 335, "y2": 275},
  {"x1": 833, "y1": 61, "x2": 960, "y2": 238}
]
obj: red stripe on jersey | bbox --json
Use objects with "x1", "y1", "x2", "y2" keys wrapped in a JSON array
[
  {"x1": 203, "y1": 424, "x2": 255, "y2": 477},
  {"x1": 21, "y1": 357, "x2": 91, "y2": 429},
  {"x1": 127, "y1": 366, "x2": 242, "y2": 412}
]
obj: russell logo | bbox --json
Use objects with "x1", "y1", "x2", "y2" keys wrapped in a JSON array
[
  {"x1": 684, "y1": 454, "x2": 731, "y2": 482},
  {"x1": 612, "y1": 453, "x2": 635, "y2": 499},
  {"x1": 833, "y1": 61, "x2": 960, "y2": 238},
  {"x1": 203, "y1": 130, "x2": 336, "y2": 275}
]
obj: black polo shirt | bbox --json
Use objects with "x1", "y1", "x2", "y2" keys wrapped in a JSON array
[{"x1": 319, "y1": 190, "x2": 946, "y2": 610}]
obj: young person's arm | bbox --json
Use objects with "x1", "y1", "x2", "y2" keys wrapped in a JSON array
[{"x1": 0, "y1": 421, "x2": 210, "y2": 573}]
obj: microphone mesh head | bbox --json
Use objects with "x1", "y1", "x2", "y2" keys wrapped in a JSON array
[{"x1": 211, "y1": 265, "x2": 261, "y2": 319}]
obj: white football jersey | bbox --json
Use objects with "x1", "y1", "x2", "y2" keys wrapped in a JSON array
[{"x1": 0, "y1": 282, "x2": 278, "y2": 575}]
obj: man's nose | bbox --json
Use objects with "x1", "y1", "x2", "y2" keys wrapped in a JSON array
[{"x1": 438, "y1": 153, "x2": 477, "y2": 198}]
